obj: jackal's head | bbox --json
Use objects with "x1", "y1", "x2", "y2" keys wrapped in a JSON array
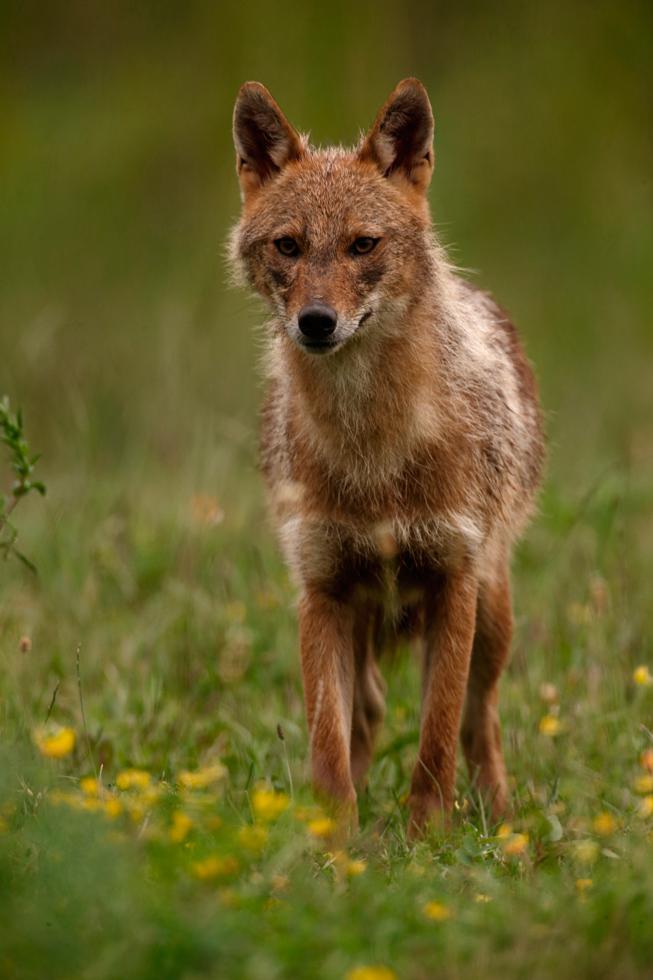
[{"x1": 229, "y1": 79, "x2": 435, "y2": 356}]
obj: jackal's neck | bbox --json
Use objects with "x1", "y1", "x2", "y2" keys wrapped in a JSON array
[{"x1": 278, "y1": 288, "x2": 448, "y2": 480}]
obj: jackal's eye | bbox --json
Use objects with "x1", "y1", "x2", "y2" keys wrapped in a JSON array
[
  {"x1": 350, "y1": 236, "x2": 379, "y2": 256},
  {"x1": 274, "y1": 236, "x2": 300, "y2": 257}
]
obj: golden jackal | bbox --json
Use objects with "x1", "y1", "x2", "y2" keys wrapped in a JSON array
[{"x1": 229, "y1": 78, "x2": 544, "y2": 835}]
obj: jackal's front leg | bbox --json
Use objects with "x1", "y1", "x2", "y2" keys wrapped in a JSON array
[
  {"x1": 409, "y1": 567, "x2": 478, "y2": 837},
  {"x1": 298, "y1": 591, "x2": 357, "y2": 827}
]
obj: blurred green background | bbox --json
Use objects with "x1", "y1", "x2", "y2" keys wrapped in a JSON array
[
  {"x1": 1, "y1": 7, "x2": 653, "y2": 976},
  {"x1": 2, "y1": 0, "x2": 652, "y2": 498}
]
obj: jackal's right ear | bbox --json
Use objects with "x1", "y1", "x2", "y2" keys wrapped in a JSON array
[
  {"x1": 358, "y1": 78, "x2": 434, "y2": 195},
  {"x1": 233, "y1": 82, "x2": 304, "y2": 201}
]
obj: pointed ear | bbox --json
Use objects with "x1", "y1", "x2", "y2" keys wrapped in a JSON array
[
  {"x1": 358, "y1": 78, "x2": 434, "y2": 193},
  {"x1": 233, "y1": 82, "x2": 304, "y2": 200}
]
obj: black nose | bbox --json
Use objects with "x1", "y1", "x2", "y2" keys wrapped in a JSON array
[{"x1": 297, "y1": 302, "x2": 337, "y2": 341}]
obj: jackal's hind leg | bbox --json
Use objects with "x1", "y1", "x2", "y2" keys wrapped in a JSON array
[
  {"x1": 460, "y1": 568, "x2": 512, "y2": 821},
  {"x1": 350, "y1": 607, "x2": 386, "y2": 788}
]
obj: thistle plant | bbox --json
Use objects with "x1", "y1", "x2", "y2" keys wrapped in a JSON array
[{"x1": 0, "y1": 395, "x2": 46, "y2": 571}]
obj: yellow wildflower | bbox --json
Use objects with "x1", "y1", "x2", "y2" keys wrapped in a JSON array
[
  {"x1": 103, "y1": 797, "x2": 123, "y2": 819},
  {"x1": 169, "y1": 811, "x2": 193, "y2": 843},
  {"x1": 539, "y1": 714, "x2": 561, "y2": 736},
  {"x1": 423, "y1": 901, "x2": 452, "y2": 921},
  {"x1": 346, "y1": 858, "x2": 367, "y2": 877},
  {"x1": 178, "y1": 764, "x2": 227, "y2": 790},
  {"x1": 33, "y1": 726, "x2": 76, "y2": 759},
  {"x1": 238, "y1": 825, "x2": 269, "y2": 852},
  {"x1": 345, "y1": 968, "x2": 396, "y2": 980},
  {"x1": 251, "y1": 786, "x2": 290, "y2": 822},
  {"x1": 638, "y1": 796, "x2": 653, "y2": 818},
  {"x1": 496, "y1": 822, "x2": 513, "y2": 839},
  {"x1": 331, "y1": 851, "x2": 367, "y2": 877},
  {"x1": 191, "y1": 855, "x2": 239, "y2": 880},
  {"x1": 116, "y1": 769, "x2": 151, "y2": 791},
  {"x1": 307, "y1": 816, "x2": 336, "y2": 838},
  {"x1": 79, "y1": 776, "x2": 100, "y2": 796},
  {"x1": 634, "y1": 775, "x2": 653, "y2": 794},
  {"x1": 640, "y1": 749, "x2": 653, "y2": 772},
  {"x1": 126, "y1": 803, "x2": 145, "y2": 824},
  {"x1": 573, "y1": 839, "x2": 599, "y2": 864},
  {"x1": 576, "y1": 878, "x2": 593, "y2": 894},
  {"x1": 633, "y1": 665, "x2": 652, "y2": 686},
  {"x1": 593, "y1": 811, "x2": 617, "y2": 836},
  {"x1": 502, "y1": 833, "x2": 529, "y2": 856},
  {"x1": 140, "y1": 784, "x2": 163, "y2": 807},
  {"x1": 48, "y1": 789, "x2": 80, "y2": 808},
  {"x1": 80, "y1": 797, "x2": 102, "y2": 813}
]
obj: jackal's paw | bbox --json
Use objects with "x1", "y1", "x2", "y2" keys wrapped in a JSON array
[
  {"x1": 471, "y1": 769, "x2": 510, "y2": 824},
  {"x1": 407, "y1": 794, "x2": 451, "y2": 841},
  {"x1": 311, "y1": 786, "x2": 359, "y2": 844}
]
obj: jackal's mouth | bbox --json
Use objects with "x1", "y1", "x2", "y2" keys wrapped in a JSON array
[
  {"x1": 298, "y1": 337, "x2": 338, "y2": 354},
  {"x1": 358, "y1": 309, "x2": 373, "y2": 327}
]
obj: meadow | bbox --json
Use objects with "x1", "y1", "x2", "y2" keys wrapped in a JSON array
[{"x1": 1, "y1": 3, "x2": 652, "y2": 978}]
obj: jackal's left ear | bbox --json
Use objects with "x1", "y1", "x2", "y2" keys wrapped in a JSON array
[
  {"x1": 359, "y1": 78, "x2": 434, "y2": 194},
  {"x1": 233, "y1": 82, "x2": 304, "y2": 201}
]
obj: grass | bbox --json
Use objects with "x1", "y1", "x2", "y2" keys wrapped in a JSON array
[
  {"x1": 1, "y1": 3, "x2": 653, "y2": 977},
  {"x1": 1, "y1": 456, "x2": 653, "y2": 980}
]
